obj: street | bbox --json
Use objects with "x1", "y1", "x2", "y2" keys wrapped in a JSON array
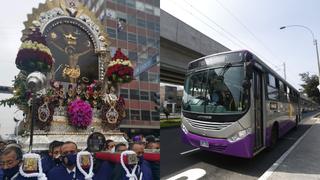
[{"x1": 160, "y1": 111, "x2": 319, "y2": 179}]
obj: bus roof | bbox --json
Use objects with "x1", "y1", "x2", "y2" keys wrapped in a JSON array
[{"x1": 188, "y1": 49, "x2": 299, "y2": 93}]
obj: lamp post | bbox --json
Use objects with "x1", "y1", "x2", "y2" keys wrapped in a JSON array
[
  {"x1": 26, "y1": 72, "x2": 46, "y2": 152},
  {"x1": 280, "y1": 25, "x2": 320, "y2": 91}
]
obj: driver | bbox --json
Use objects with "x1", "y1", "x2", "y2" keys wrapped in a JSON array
[{"x1": 208, "y1": 77, "x2": 225, "y2": 106}]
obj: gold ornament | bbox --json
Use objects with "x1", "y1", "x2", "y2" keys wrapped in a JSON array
[{"x1": 23, "y1": 157, "x2": 38, "y2": 172}]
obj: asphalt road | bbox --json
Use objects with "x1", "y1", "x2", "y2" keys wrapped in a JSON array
[{"x1": 160, "y1": 111, "x2": 319, "y2": 180}]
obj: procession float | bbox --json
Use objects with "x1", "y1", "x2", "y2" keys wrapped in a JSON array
[{"x1": 0, "y1": 0, "x2": 134, "y2": 151}]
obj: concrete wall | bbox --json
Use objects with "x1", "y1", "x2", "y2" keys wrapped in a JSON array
[
  {"x1": 160, "y1": 10, "x2": 229, "y2": 56},
  {"x1": 160, "y1": 10, "x2": 230, "y2": 84}
]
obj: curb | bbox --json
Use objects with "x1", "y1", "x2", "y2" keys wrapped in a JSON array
[{"x1": 258, "y1": 113, "x2": 320, "y2": 180}]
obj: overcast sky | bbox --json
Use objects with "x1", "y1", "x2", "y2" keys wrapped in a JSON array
[
  {"x1": 0, "y1": 0, "x2": 46, "y2": 137},
  {"x1": 161, "y1": 0, "x2": 320, "y2": 90}
]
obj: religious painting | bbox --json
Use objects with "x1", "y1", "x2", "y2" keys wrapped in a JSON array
[{"x1": 44, "y1": 22, "x2": 98, "y2": 83}]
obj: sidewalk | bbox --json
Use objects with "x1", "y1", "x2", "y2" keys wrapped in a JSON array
[{"x1": 263, "y1": 115, "x2": 320, "y2": 180}]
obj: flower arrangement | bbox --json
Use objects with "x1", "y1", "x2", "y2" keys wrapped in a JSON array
[
  {"x1": 67, "y1": 99, "x2": 93, "y2": 128},
  {"x1": 106, "y1": 48, "x2": 134, "y2": 83},
  {"x1": 15, "y1": 28, "x2": 54, "y2": 73}
]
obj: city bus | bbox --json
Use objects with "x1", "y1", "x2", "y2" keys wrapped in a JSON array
[{"x1": 181, "y1": 50, "x2": 301, "y2": 158}]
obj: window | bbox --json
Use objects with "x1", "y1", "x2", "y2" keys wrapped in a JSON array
[
  {"x1": 140, "y1": 91, "x2": 149, "y2": 100},
  {"x1": 147, "y1": 21, "x2": 155, "y2": 31},
  {"x1": 149, "y1": 73, "x2": 159, "y2": 83},
  {"x1": 151, "y1": 111, "x2": 160, "y2": 121},
  {"x1": 155, "y1": 22, "x2": 160, "y2": 32},
  {"x1": 128, "y1": 51, "x2": 138, "y2": 61},
  {"x1": 117, "y1": 0, "x2": 126, "y2": 5},
  {"x1": 130, "y1": 89, "x2": 140, "y2": 100},
  {"x1": 127, "y1": 15, "x2": 136, "y2": 26},
  {"x1": 140, "y1": 72, "x2": 149, "y2": 82},
  {"x1": 126, "y1": 0, "x2": 135, "y2": 8},
  {"x1": 117, "y1": 31, "x2": 127, "y2": 41},
  {"x1": 120, "y1": 89, "x2": 129, "y2": 99},
  {"x1": 268, "y1": 74, "x2": 276, "y2": 87},
  {"x1": 154, "y1": 7, "x2": 160, "y2": 16},
  {"x1": 144, "y1": 4, "x2": 154, "y2": 14},
  {"x1": 147, "y1": 38, "x2": 155, "y2": 46},
  {"x1": 107, "y1": 28, "x2": 116, "y2": 38},
  {"x1": 279, "y1": 81, "x2": 287, "y2": 102},
  {"x1": 154, "y1": 0, "x2": 160, "y2": 8},
  {"x1": 138, "y1": 35, "x2": 147, "y2": 45},
  {"x1": 150, "y1": 91, "x2": 157, "y2": 102},
  {"x1": 267, "y1": 74, "x2": 279, "y2": 100},
  {"x1": 130, "y1": 110, "x2": 140, "y2": 120},
  {"x1": 141, "y1": 110, "x2": 150, "y2": 121},
  {"x1": 137, "y1": 18, "x2": 146, "y2": 28},
  {"x1": 289, "y1": 88, "x2": 298, "y2": 103},
  {"x1": 128, "y1": 33, "x2": 137, "y2": 43},
  {"x1": 136, "y1": 1, "x2": 145, "y2": 12},
  {"x1": 124, "y1": 109, "x2": 129, "y2": 120}
]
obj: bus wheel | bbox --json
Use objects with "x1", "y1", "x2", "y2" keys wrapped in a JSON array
[
  {"x1": 294, "y1": 115, "x2": 299, "y2": 130},
  {"x1": 268, "y1": 124, "x2": 278, "y2": 150}
]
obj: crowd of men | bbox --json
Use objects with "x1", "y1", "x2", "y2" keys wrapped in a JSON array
[{"x1": 0, "y1": 133, "x2": 160, "y2": 180}]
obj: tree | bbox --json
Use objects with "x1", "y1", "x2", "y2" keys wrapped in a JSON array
[{"x1": 299, "y1": 72, "x2": 320, "y2": 103}]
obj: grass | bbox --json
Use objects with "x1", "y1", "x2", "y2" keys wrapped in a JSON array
[{"x1": 160, "y1": 118, "x2": 181, "y2": 128}]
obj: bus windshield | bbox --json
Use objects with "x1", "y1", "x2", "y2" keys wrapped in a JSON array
[{"x1": 183, "y1": 65, "x2": 247, "y2": 114}]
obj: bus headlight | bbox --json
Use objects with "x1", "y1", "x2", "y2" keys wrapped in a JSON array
[
  {"x1": 227, "y1": 128, "x2": 251, "y2": 143},
  {"x1": 181, "y1": 123, "x2": 189, "y2": 134}
]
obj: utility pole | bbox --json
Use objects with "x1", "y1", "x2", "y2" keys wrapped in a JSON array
[{"x1": 283, "y1": 62, "x2": 287, "y2": 80}]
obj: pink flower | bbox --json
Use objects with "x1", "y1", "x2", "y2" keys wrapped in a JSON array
[{"x1": 67, "y1": 99, "x2": 92, "y2": 128}]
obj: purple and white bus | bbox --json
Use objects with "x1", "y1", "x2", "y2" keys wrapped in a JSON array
[{"x1": 181, "y1": 50, "x2": 300, "y2": 158}]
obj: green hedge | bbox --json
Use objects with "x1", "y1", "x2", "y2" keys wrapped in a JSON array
[{"x1": 160, "y1": 118, "x2": 181, "y2": 128}]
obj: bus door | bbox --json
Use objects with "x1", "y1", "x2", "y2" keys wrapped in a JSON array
[{"x1": 253, "y1": 70, "x2": 264, "y2": 151}]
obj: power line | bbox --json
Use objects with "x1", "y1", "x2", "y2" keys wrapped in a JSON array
[
  {"x1": 181, "y1": 0, "x2": 278, "y2": 69},
  {"x1": 214, "y1": 0, "x2": 300, "y2": 82},
  {"x1": 215, "y1": 0, "x2": 286, "y2": 64},
  {"x1": 182, "y1": 0, "x2": 299, "y2": 81},
  {"x1": 217, "y1": 1, "x2": 303, "y2": 85},
  {"x1": 170, "y1": 0, "x2": 243, "y2": 49}
]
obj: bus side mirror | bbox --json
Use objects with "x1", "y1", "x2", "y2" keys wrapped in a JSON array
[
  {"x1": 244, "y1": 51, "x2": 253, "y2": 61},
  {"x1": 245, "y1": 61, "x2": 254, "y2": 80},
  {"x1": 242, "y1": 79, "x2": 251, "y2": 89}
]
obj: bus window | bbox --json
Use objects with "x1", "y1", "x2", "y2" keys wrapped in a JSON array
[
  {"x1": 267, "y1": 74, "x2": 279, "y2": 100},
  {"x1": 183, "y1": 66, "x2": 246, "y2": 113},
  {"x1": 279, "y1": 81, "x2": 287, "y2": 102}
]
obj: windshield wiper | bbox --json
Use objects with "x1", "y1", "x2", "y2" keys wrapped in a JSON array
[{"x1": 218, "y1": 63, "x2": 232, "y2": 78}]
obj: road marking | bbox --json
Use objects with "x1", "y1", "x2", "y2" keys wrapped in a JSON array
[
  {"x1": 165, "y1": 168, "x2": 206, "y2": 180},
  {"x1": 258, "y1": 115, "x2": 318, "y2": 180},
  {"x1": 180, "y1": 148, "x2": 200, "y2": 155}
]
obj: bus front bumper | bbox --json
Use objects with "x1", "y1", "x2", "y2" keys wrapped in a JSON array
[{"x1": 181, "y1": 130, "x2": 254, "y2": 158}]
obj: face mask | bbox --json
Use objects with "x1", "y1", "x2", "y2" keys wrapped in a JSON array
[
  {"x1": 3, "y1": 165, "x2": 20, "y2": 178},
  {"x1": 53, "y1": 157, "x2": 62, "y2": 165},
  {"x1": 63, "y1": 153, "x2": 77, "y2": 166}
]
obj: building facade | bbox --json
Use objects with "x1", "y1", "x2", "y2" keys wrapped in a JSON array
[
  {"x1": 80, "y1": 0, "x2": 160, "y2": 134},
  {"x1": 160, "y1": 85, "x2": 183, "y2": 114}
]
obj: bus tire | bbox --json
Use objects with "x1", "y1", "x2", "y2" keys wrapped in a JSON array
[
  {"x1": 268, "y1": 124, "x2": 278, "y2": 150},
  {"x1": 294, "y1": 115, "x2": 299, "y2": 130}
]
